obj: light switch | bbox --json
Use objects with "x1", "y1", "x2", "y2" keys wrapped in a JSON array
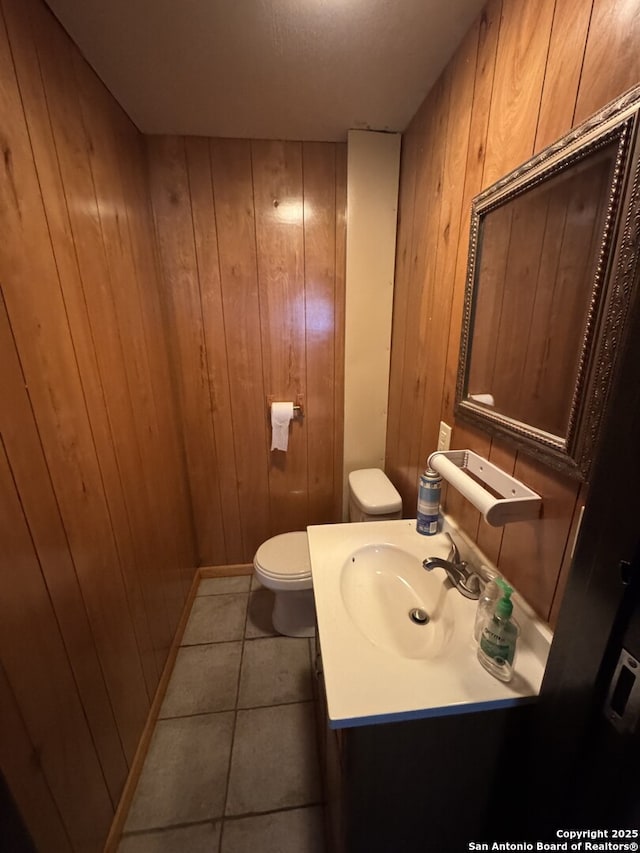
[{"x1": 438, "y1": 421, "x2": 452, "y2": 452}]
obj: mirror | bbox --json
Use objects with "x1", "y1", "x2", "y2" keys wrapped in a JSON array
[{"x1": 456, "y1": 86, "x2": 640, "y2": 480}]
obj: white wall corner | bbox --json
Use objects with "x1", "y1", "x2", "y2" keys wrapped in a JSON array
[{"x1": 342, "y1": 129, "x2": 401, "y2": 518}]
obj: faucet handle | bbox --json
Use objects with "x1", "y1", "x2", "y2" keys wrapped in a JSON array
[
  {"x1": 443, "y1": 531, "x2": 461, "y2": 565},
  {"x1": 461, "y1": 572, "x2": 483, "y2": 597}
]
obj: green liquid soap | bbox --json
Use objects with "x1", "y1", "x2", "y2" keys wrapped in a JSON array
[{"x1": 477, "y1": 583, "x2": 518, "y2": 683}]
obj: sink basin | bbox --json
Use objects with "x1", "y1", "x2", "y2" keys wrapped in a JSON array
[
  {"x1": 340, "y1": 544, "x2": 455, "y2": 659},
  {"x1": 307, "y1": 518, "x2": 551, "y2": 728}
]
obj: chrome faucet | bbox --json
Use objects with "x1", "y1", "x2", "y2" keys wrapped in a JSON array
[{"x1": 422, "y1": 533, "x2": 484, "y2": 600}]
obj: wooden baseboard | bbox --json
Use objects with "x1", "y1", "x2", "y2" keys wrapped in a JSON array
[
  {"x1": 103, "y1": 563, "x2": 255, "y2": 850},
  {"x1": 103, "y1": 568, "x2": 202, "y2": 852},
  {"x1": 104, "y1": 563, "x2": 253, "y2": 853}
]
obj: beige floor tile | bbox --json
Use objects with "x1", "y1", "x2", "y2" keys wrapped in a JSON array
[
  {"x1": 159, "y1": 642, "x2": 242, "y2": 718},
  {"x1": 125, "y1": 713, "x2": 234, "y2": 831},
  {"x1": 118, "y1": 821, "x2": 221, "y2": 852},
  {"x1": 182, "y1": 594, "x2": 247, "y2": 645},
  {"x1": 198, "y1": 576, "x2": 251, "y2": 596},
  {"x1": 238, "y1": 637, "x2": 311, "y2": 708},
  {"x1": 221, "y1": 807, "x2": 325, "y2": 853},
  {"x1": 226, "y1": 703, "x2": 322, "y2": 816}
]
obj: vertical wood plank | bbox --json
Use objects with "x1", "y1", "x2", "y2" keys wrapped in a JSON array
[
  {"x1": 518, "y1": 159, "x2": 612, "y2": 434},
  {"x1": 386, "y1": 123, "x2": 419, "y2": 492},
  {"x1": 210, "y1": 138, "x2": 271, "y2": 558},
  {"x1": 0, "y1": 444, "x2": 113, "y2": 851},
  {"x1": 406, "y1": 73, "x2": 452, "y2": 487},
  {"x1": 147, "y1": 135, "x2": 227, "y2": 566},
  {"x1": 498, "y1": 456, "x2": 581, "y2": 620},
  {"x1": 549, "y1": 483, "x2": 589, "y2": 628},
  {"x1": 0, "y1": 665, "x2": 72, "y2": 853},
  {"x1": 391, "y1": 96, "x2": 440, "y2": 508},
  {"x1": 481, "y1": 0, "x2": 556, "y2": 186},
  {"x1": 441, "y1": 0, "x2": 502, "y2": 425},
  {"x1": 576, "y1": 0, "x2": 640, "y2": 123},
  {"x1": 487, "y1": 186, "x2": 551, "y2": 419},
  {"x1": 186, "y1": 136, "x2": 243, "y2": 562},
  {"x1": 415, "y1": 24, "x2": 479, "y2": 475},
  {"x1": 535, "y1": 0, "x2": 594, "y2": 151},
  {"x1": 465, "y1": 204, "x2": 514, "y2": 400},
  {"x1": 252, "y1": 140, "x2": 308, "y2": 534}
]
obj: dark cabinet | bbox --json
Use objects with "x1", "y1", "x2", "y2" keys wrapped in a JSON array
[{"x1": 313, "y1": 637, "x2": 533, "y2": 853}]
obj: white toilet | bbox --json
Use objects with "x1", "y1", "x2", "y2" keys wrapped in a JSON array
[{"x1": 253, "y1": 468, "x2": 402, "y2": 637}]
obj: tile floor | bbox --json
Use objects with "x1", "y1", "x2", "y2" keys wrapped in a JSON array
[{"x1": 118, "y1": 576, "x2": 326, "y2": 853}]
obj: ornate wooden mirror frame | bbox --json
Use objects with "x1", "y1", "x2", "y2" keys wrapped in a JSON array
[{"x1": 456, "y1": 85, "x2": 640, "y2": 480}]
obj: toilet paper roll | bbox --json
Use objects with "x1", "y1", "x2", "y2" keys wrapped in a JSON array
[
  {"x1": 270, "y1": 401, "x2": 294, "y2": 452},
  {"x1": 469, "y1": 393, "x2": 495, "y2": 407}
]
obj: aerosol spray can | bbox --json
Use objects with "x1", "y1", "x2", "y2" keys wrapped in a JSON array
[{"x1": 417, "y1": 468, "x2": 441, "y2": 536}]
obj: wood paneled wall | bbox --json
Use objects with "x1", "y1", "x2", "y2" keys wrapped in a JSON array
[
  {"x1": 386, "y1": 0, "x2": 640, "y2": 625},
  {"x1": 0, "y1": 0, "x2": 196, "y2": 849},
  {"x1": 147, "y1": 136, "x2": 346, "y2": 564}
]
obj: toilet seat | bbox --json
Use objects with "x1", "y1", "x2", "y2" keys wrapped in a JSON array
[{"x1": 253, "y1": 531, "x2": 312, "y2": 591}]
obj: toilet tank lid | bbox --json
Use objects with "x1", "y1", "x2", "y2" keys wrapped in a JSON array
[
  {"x1": 254, "y1": 531, "x2": 311, "y2": 578},
  {"x1": 348, "y1": 468, "x2": 402, "y2": 514}
]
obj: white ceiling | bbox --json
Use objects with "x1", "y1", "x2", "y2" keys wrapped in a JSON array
[{"x1": 44, "y1": 0, "x2": 486, "y2": 142}]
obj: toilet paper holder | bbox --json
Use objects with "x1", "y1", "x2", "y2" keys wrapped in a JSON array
[{"x1": 266, "y1": 394, "x2": 304, "y2": 418}]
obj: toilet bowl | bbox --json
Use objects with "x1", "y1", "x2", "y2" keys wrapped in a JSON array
[
  {"x1": 253, "y1": 531, "x2": 315, "y2": 638},
  {"x1": 253, "y1": 469, "x2": 402, "y2": 638}
]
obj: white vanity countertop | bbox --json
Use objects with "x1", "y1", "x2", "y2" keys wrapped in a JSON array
[{"x1": 307, "y1": 519, "x2": 552, "y2": 729}]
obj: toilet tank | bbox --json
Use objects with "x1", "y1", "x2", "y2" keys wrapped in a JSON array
[{"x1": 348, "y1": 468, "x2": 402, "y2": 522}]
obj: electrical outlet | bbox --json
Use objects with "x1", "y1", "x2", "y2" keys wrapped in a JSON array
[{"x1": 437, "y1": 421, "x2": 452, "y2": 451}]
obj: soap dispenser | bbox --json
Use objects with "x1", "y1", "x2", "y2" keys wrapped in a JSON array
[
  {"x1": 477, "y1": 583, "x2": 518, "y2": 683},
  {"x1": 473, "y1": 575, "x2": 508, "y2": 642}
]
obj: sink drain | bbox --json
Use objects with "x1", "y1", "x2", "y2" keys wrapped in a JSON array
[{"x1": 409, "y1": 608, "x2": 429, "y2": 625}]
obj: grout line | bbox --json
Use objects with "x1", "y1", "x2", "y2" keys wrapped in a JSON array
[
  {"x1": 155, "y1": 707, "x2": 238, "y2": 723},
  {"x1": 178, "y1": 634, "x2": 277, "y2": 649},
  {"x1": 121, "y1": 801, "x2": 326, "y2": 838},
  {"x1": 178, "y1": 638, "x2": 246, "y2": 649},
  {"x1": 217, "y1": 588, "x2": 252, "y2": 848},
  {"x1": 120, "y1": 817, "x2": 220, "y2": 838},
  {"x1": 235, "y1": 697, "x2": 315, "y2": 713},
  {"x1": 223, "y1": 800, "x2": 326, "y2": 822},
  {"x1": 157, "y1": 697, "x2": 317, "y2": 725}
]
